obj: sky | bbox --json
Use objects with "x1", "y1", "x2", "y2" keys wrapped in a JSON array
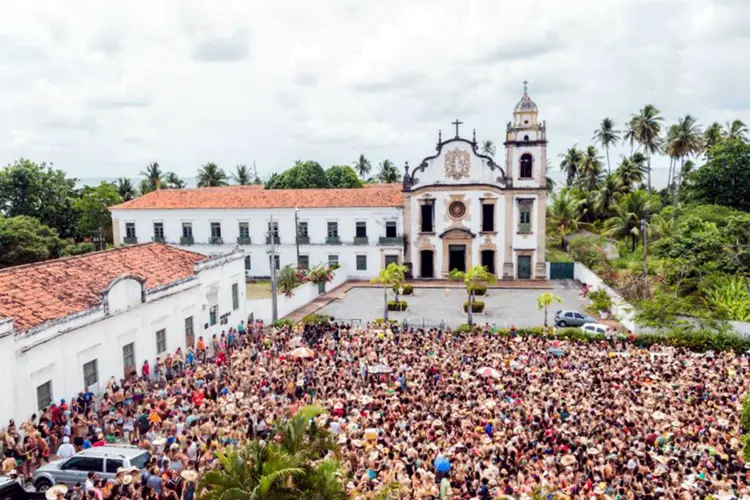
[{"x1": 0, "y1": 0, "x2": 748, "y2": 188}]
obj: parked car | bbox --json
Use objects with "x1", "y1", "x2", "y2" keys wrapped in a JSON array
[
  {"x1": 554, "y1": 310, "x2": 596, "y2": 327},
  {"x1": 580, "y1": 323, "x2": 610, "y2": 335},
  {"x1": 33, "y1": 446, "x2": 150, "y2": 492},
  {"x1": 0, "y1": 476, "x2": 50, "y2": 499}
]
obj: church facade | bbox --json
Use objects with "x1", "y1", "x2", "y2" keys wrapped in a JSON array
[{"x1": 110, "y1": 87, "x2": 547, "y2": 280}]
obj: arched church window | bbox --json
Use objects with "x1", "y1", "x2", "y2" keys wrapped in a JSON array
[
  {"x1": 523, "y1": 135, "x2": 529, "y2": 141},
  {"x1": 520, "y1": 154, "x2": 533, "y2": 179}
]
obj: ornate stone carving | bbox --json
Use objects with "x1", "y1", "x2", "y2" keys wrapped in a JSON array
[{"x1": 444, "y1": 148, "x2": 471, "y2": 180}]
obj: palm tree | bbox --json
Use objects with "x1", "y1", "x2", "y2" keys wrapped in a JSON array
[
  {"x1": 450, "y1": 265, "x2": 496, "y2": 326},
  {"x1": 559, "y1": 146, "x2": 583, "y2": 187},
  {"x1": 164, "y1": 171, "x2": 186, "y2": 189},
  {"x1": 648, "y1": 213, "x2": 676, "y2": 240},
  {"x1": 139, "y1": 161, "x2": 163, "y2": 193},
  {"x1": 592, "y1": 118, "x2": 620, "y2": 173},
  {"x1": 623, "y1": 117, "x2": 638, "y2": 155},
  {"x1": 377, "y1": 159, "x2": 400, "y2": 183},
  {"x1": 604, "y1": 190, "x2": 660, "y2": 251},
  {"x1": 197, "y1": 162, "x2": 229, "y2": 187},
  {"x1": 631, "y1": 104, "x2": 664, "y2": 192},
  {"x1": 353, "y1": 154, "x2": 372, "y2": 179},
  {"x1": 576, "y1": 146, "x2": 604, "y2": 191},
  {"x1": 232, "y1": 164, "x2": 252, "y2": 185},
  {"x1": 615, "y1": 153, "x2": 647, "y2": 193},
  {"x1": 546, "y1": 175, "x2": 556, "y2": 195},
  {"x1": 537, "y1": 292, "x2": 562, "y2": 326},
  {"x1": 704, "y1": 121, "x2": 724, "y2": 153},
  {"x1": 547, "y1": 189, "x2": 583, "y2": 236},
  {"x1": 668, "y1": 115, "x2": 702, "y2": 203},
  {"x1": 115, "y1": 177, "x2": 137, "y2": 201},
  {"x1": 481, "y1": 140, "x2": 496, "y2": 157},
  {"x1": 726, "y1": 119, "x2": 748, "y2": 141},
  {"x1": 595, "y1": 173, "x2": 623, "y2": 216},
  {"x1": 273, "y1": 405, "x2": 338, "y2": 459},
  {"x1": 370, "y1": 263, "x2": 408, "y2": 321}
]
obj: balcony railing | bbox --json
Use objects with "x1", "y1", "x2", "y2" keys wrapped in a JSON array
[
  {"x1": 237, "y1": 236, "x2": 252, "y2": 245},
  {"x1": 265, "y1": 235, "x2": 280, "y2": 245},
  {"x1": 210, "y1": 236, "x2": 224, "y2": 245},
  {"x1": 353, "y1": 236, "x2": 369, "y2": 245},
  {"x1": 124, "y1": 236, "x2": 138, "y2": 244},
  {"x1": 180, "y1": 236, "x2": 194, "y2": 245},
  {"x1": 518, "y1": 223, "x2": 532, "y2": 234},
  {"x1": 326, "y1": 236, "x2": 342, "y2": 245},
  {"x1": 152, "y1": 236, "x2": 165, "y2": 243},
  {"x1": 296, "y1": 235, "x2": 310, "y2": 244},
  {"x1": 378, "y1": 236, "x2": 401, "y2": 246}
]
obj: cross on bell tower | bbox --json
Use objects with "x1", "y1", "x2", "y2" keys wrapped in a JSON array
[
  {"x1": 452, "y1": 119, "x2": 463, "y2": 138},
  {"x1": 522, "y1": 79, "x2": 528, "y2": 93}
]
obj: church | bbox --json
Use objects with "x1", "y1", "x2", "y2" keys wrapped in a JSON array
[{"x1": 109, "y1": 86, "x2": 547, "y2": 280}]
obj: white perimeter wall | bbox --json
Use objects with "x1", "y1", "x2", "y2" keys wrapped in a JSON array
[{"x1": 573, "y1": 262, "x2": 642, "y2": 333}]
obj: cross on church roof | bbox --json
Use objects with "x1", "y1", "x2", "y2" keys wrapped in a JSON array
[
  {"x1": 452, "y1": 119, "x2": 463, "y2": 138},
  {"x1": 522, "y1": 79, "x2": 529, "y2": 93}
]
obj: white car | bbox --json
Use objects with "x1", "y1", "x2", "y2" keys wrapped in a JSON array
[{"x1": 580, "y1": 323, "x2": 610, "y2": 335}]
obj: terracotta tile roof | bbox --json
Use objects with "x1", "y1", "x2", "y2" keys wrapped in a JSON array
[
  {"x1": 109, "y1": 184, "x2": 404, "y2": 210},
  {"x1": 0, "y1": 243, "x2": 208, "y2": 333}
]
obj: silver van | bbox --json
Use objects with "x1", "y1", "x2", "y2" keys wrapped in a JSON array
[{"x1": 33, "y1": 446, "x2": 150, "y2": 492}]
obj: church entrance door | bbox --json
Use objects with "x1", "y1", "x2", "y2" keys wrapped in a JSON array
[
  {"x1": 449, "y1": 245, "x2": 466, "y2": 273},
  {"x1": 518, "y1": 255, "x2": 532, "y2": 279},
  {"x1": 420, "y1": 250, "x2": 435, "y2": 278}
]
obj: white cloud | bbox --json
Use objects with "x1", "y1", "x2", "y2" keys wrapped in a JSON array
[{"x1": 0, "y1": 0, "x2": 747, "y2": 187}]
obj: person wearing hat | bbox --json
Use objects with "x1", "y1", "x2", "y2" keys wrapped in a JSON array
[
  {"x1": 45, "y1": 484, "x2": 67, "y2": 500},
  {"x1": 56, "y1": 435, "x2": 75, "y2": 459}
]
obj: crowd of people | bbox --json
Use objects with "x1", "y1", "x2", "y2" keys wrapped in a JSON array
[{"x1": 2, "y1": 317, "x2": 750, "y2": 499}]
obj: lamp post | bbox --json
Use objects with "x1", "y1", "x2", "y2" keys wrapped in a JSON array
[
  {"x1": 294, "y1": 207, "x2": 300, "y2": 268},
  {"x1": 267, "y1": 215, "x2": 279, "y2": 323}
]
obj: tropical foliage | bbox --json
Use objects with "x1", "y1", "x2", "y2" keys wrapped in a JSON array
[
  {"x1": 536, "y1": 292, "x2": 562, "y2": 326},
  {"x1": 197, "y1": 162, "x2": 230, "y2": 187},
  {"x1": 370, "y1": 263, "x2": 408, "y2": 321},
  {"x1": 450, "y1": 265, "x2": 495, "y2": 326}
]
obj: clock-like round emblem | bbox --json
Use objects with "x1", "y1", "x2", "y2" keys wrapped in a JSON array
[{"x1": 449, "y1": 201, "x2": 466, "y2": 219}]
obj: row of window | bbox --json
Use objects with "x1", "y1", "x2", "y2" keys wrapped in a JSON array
[
  {"x1": 36, "y1": 284, "x2": 241, "y2": 410},
  {"x1": 124, "y1": 220, "x2": 400, "y2": 243},
  {"x1": 418, "y1": 200, "x2": 534, "y2": 234},
  {"x1": 243, "y1": 253, "x2": 399, "y2": 272}
]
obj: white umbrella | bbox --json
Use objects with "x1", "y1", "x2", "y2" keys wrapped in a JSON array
[
  {"x1": 289, "y1": 347, "x2": 314, "y2": 359},
  {"x1": 475, "y1": 367, "x2": 501, "y2": 378},
  {"x1": 369, "y1": 364, "x2": 392, "y2": 374}
]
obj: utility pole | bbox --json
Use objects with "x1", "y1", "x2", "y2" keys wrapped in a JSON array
[
  {"x1": 294, "y1": 208, "x2": 300, "y2": 267},
  {"x1": 640, "y1": 218, "x2": 649, "y2": 298},
  {"x1": 267, "y1": 215, "x2": 279, "y2": 322}
]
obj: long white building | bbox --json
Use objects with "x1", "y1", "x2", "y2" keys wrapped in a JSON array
[
  {"x1": 0, "y1": 243, "x2": 246, "y2": 423},
  {"x1": 109, "y1": 86, "x2": 548, "y2": 280}
]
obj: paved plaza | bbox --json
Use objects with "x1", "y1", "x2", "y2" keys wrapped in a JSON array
[{"x1": 317, "y1": 280, "x2": 588, "y2": 327}]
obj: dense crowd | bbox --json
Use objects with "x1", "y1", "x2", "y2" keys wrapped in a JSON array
[{"x1": 2, "y1": 318, "x2": 750, "y2": 499}]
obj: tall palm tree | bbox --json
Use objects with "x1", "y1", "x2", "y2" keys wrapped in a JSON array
[
  {"x1": 537, "y1": 292, "x2": 562, "y2": 327},
  {"x1": 377, "y1": 159, "x2": 400, "y2": 183},
  {"x1": 450, "y1": 265, "x2": 496, "y2": 326},
  {"x1": 546, "y1": 175, "x2": 556, "y2": 195},
  {"x1": 623, "y1": 117, "x2": 638, "y2": 155},
  {"x1": 668, "y1": 115, "x2": 703, "y2": 203},
  {"x1": 547, "y1": 189, "x2": 583, "y2": 236},
  {"x1": 592, "y1": 118, "x2": 620, "y2": 173},
  {"x1": 631, "y1": 104, "x2": 664, "y2": 192},
  {"x1": 615, "y1": 153, "x2": 647, "y2": 193},
  {"x1": 726, "y1": 119, "x2": 749, "y2": 142},
  {"x1": 559, "y1": 146, "x2": 583, "y2": 187},
  {"x1": 704, "y1": 121, "x2": 725, "y2": 153},
  {"x1": 115, "y1": 177, "x2": 137, "y2": 201},
  {"x1": 595, "y1": 173, "x2": 623, "y2": 216},
  {"x1": 604, "y1": 190, "x2": 660, "y2": 251},
  {"x1": 481, "y1": 140, "x2": 496, "y2": 157},
  {"x1": 665, "y1": 124, "x2": 679, "y2": 191},
  {"x1": 196, "y1": 162, "x2": 229, "y2": 187},
  {"x1": 232, "y1": 164, "x2": 252, "y2": 185},
  {"x1": 370, "y1": 263, "x2": 408, "y2": 321},
  {"x1": 139, "y1": 161, "x2": 163, "y2": 193},
  {"x1": 576, "y1": 146, "x2": 604, "y2": 191},
  {"x1": 353, "y1": 154, "x2": 372, "y2": 179},
  {"x1": 164, "y1": 171, "x2": 186, "y2": 189}
]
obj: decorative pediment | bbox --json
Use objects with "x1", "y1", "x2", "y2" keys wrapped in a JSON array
[{"x1": 439, "y1": 227, "x2": 476, "y2": 239}]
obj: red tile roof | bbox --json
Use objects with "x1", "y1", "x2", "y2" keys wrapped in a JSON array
[
  {"x1": 0, "y1": 243, "x2": 208, "y2": 332},
  {"x1": 109, "y1": 184, "x2": 404, "y2": 210}
]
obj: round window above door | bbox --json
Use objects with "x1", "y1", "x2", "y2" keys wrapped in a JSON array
[{"x1": 448, "y1": 201, "x2": 466, "y2": 219}]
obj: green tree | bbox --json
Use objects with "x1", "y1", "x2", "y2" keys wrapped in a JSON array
[
  {"x1": 623, "y1": 117, "x2": 638, "y2": 155},
  {"x1": 631, "y1": 104, "x2": 664, "y2": 192},
  {"x1": 704, "y1": 121, "x2": 724, "y2": 154},
  {"x1": 547, "y1": 189, "x2": 584, "y2": 236},
  {"x1": 576, "y1": 146, "x2": 604, "y2": 191},
  {"x1": 726, "y1": 119, "x2": 748, "y2": 142},
  {"x1": 370, "y1": 262, "x2": 407, "y2": 321},
  {"x1": 450, "y1": 265, "x2": 496, "y2": 326},
  {"x1": 325, "y1": 165, "x2": 363, "y2": 188},
  {"x1": 595, "y1": 173, "x2": 623, "y2": 216},
  {"x1": 592, "y1": 117, "x2": 620, "y2": 173},
  {"x1": 481, "y1": 140, "x2": 496, "y2": 157},
  {"x1": 0, "y1": 216, "x2": 66, "y2": 268},
  {"x1": 139, "y1": 162, "x2": 163, "y2": 193},
  {"x1": 377, "y1": 159, "x2": 400, "y2": 183},
  {"x1": 0, "y1": 158, "x2": 79, "y2": 239},
  {"x1": 352, "y1": 154, "x2": 372, "y2": 179},
  {"x1": 604, "y1": 190, "x2": 660, "y2": 251},
  {"x1": 266, "y1": 161, "x2": 330, "y2": 189},
  {"x1": 115, "y1": 177, "x2": 138, "y2": 201},
  {"x1": 72, "y1": 182, "x2": 122, "y2": 243},
  {"x1": 232, "y1": 164, "x2": 252, "y2": 185},
  {"x1": 615, "y1": 153, "x2": 647, "y2": 193},
  {"x1": 559, "y1": 146, "x2": 583, "y2": 187},
  {"x1": 667, "y1": 115, "x2": 702, "y2": 203},
  {"x1": 197, "y1": 163, "x2": 229, "y2": 187},
  {"x1": 537, "y1": 292, "x2": 562, "y2": 326},
  {"x1": 278, "y1": 265, "x2": 303, "y2": 297},
  {"x1": 688, "y1": 139, "x2": 750, "y2": 211}
]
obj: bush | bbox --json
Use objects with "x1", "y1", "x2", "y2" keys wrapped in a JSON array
[
  {"x1": 372, "y1": 318, "x2": 398, "y2": 327},
  {"x1": 272, "y1": 318, "x2": 294, "y2": 329},
  {"x1": 589, "y1": 288, "x2": 613, "y2": 312},
  {"x1": 301, "y1": 314, "x2": 330, "y2": 325},
  {"x1": 454, "y1": 323, "x2": 473, "y2": 334},
  {"x1": 467, "y1": 284, "x2": 487, "y2": 296},
  {"x1": 392, "y1": 284, "x2": 414, "y2": 295},
  {"x1": 387, "y1": 300, "x2": 408, "y2": 311},
  {"x1": 463, "y1": 300, "x2": 485, "y2": 313},
  {"x1": 568, "y1": 235, "x2": 608, "y2": 270}
]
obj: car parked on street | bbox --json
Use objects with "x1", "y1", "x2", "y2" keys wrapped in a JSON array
[
  {"x1": 554, "y1": 310, "x2": 596, "y2": 327},
  {"x1": 580, "y1": 323, "x2": 610, "y2": 335},
  {"x1": 33, "y1": 446, "x2": 150, "y2": 492}
]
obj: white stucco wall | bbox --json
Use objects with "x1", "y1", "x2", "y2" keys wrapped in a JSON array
[{"x1": 1, "y1": 252, "x2": 247, "y2": 424}]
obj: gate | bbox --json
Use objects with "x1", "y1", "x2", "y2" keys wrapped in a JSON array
[{"x1": 549, "y1": 262, "x2": 575, "y2": 280}]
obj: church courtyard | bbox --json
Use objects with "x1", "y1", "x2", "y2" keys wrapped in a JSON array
[{"x1": 317, "y1": 280, "x2": 587, "y2": 327}]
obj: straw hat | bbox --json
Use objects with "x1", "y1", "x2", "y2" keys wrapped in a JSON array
[
  {"x1": 561, "y1": 454, "x2": 577, "y2": 466},
  {"x1": 122, "y1": 475, "x2": 133, "y2": 485},
  {"x1": 152, "y1": 437, "x2": 167, "y2": 446},
  {"x1": 46, "y1": 485, "x2": 68, "y2": 499},
  {"x1": 181, "y1": 469, "x2": 199, "y2": 482}
]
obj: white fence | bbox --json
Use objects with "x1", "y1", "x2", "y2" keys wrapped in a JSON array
[
  {"x1": 246, "y1": 268, "x2": 348, "y2": 323},
  {"x1": 573, "y1": 262, "x2": 645, "y2": 333}
]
